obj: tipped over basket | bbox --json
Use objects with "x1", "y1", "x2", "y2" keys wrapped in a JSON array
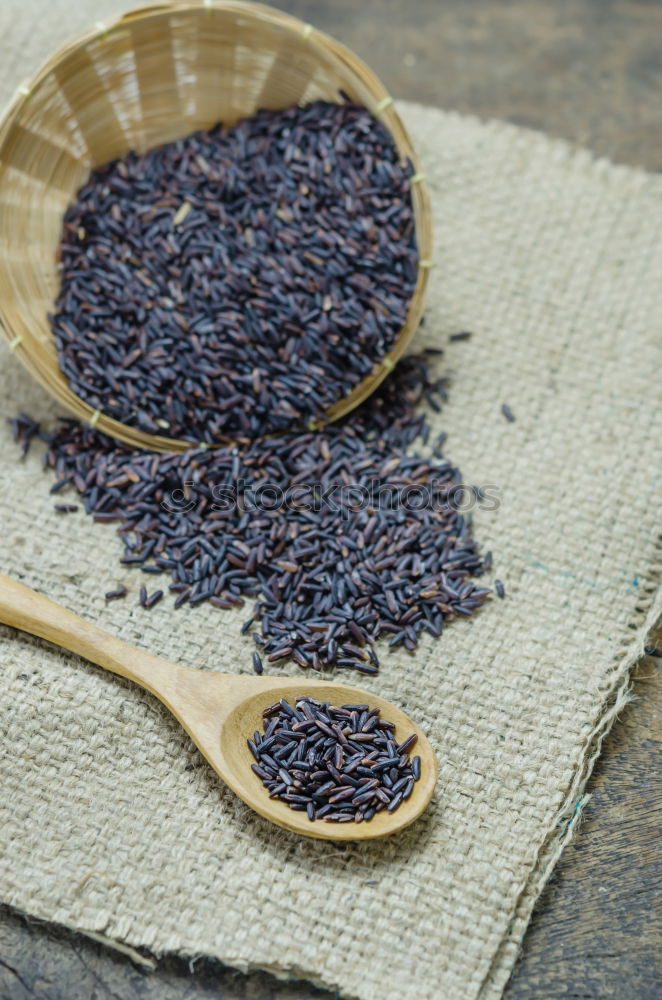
[{"x1": 0, "y1": 0, "x2": 432, "y2": 452}]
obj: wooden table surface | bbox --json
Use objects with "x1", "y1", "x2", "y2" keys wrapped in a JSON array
[{"x1": 1, "y1": 1, "x2": 660, "y2": 997}]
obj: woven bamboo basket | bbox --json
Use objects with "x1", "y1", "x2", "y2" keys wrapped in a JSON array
[{"x1": 0, "y1": 0, "x2": 432, "y2": 452}]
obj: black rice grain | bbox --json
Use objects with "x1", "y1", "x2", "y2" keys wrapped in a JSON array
[
  {"x1": 144, "y1": 589, "x2": 163, "y2": 609},
  {"x1": 105, "y1": 586, "x2": 127, "y2": 601},
  {"x1": 13, "y1": 354, "x2": 490, "y2": 675},
  {"x1": 6, "y1": 413, "x2": 42, "y2": 458},
  {"x1": 51, "y1": 101, "x2": 418, "y2": 443},
  {"x1": 495, "y1": 579, "x2": 506, "y2": 599},
  {"x1": 501, "y1": 404, "x2": 515, "y2": 423},
  {"x1": 250, "y1": 697, "x2": 420, "y2": 822}
]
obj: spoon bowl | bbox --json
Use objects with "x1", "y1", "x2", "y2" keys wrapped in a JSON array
[
  {"x1": 0, "y1": 575, "x2": 437, "y2": 840},
  {"x1": 220, "y1": 678, "x2": 437, "y2": 839}
]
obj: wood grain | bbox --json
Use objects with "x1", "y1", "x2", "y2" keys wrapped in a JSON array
[
  {"x1": 1, "y1": 650, "x2": 659, "y2": 1000},
  {"x1": 1, "y1": 0, "x2": 660, "y2": 997},
  {"x1": 0, "y1": 574, "x2": 438, "y2": 843},
  {"x1": 504, "y1": 648, "x2": 662, "y2": 999},
  {"x1": 284, "y1": 0, "x2": 662, "y2": 171}
]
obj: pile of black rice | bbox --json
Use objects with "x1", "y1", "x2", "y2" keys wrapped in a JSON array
[
  {"x1": 52, "y1": 100, "x2": 418, "y2": 442},
  {"x1": 10, "y1": 352, "x2": 490, "y2": 676},
  {"x1": 250, "y1": 697, "x2": 421, "y2": 823}
]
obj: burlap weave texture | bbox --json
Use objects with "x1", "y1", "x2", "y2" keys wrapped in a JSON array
[{"x1": 1, "y1": 4, "x2": 661, "y2": 999}]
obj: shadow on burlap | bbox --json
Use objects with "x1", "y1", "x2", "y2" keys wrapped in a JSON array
[{"x1": 0, "y1": 4, "x2": 661, "y2": 999}]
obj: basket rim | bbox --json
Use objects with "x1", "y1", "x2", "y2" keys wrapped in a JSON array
[{"x1": 0, "y1": 0, "x2": 433, "y2": 453}]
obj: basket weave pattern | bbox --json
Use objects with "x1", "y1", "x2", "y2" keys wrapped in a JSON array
[{"x1": 0, "y1": 0, "x2": 432, "y2": 451}]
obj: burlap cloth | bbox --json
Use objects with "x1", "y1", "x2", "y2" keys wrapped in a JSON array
[{"x1": 1, "y1": 3, "x2": 661, "y2": 999}]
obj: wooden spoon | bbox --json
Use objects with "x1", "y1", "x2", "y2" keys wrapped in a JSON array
[{"x1": 0, "y1": 575, "x2": 437, "y2": 840}]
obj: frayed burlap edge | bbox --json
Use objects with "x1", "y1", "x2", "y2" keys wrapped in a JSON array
[
  {"x1": 479, "y1": 566, "x2": 662, "y2": 999},
  {"x1": 5, "y1": 579, "x2": 660, "y2": 1000},
  {"x1": 1, "y1": 89, "x2": 660, "y2": 997}
]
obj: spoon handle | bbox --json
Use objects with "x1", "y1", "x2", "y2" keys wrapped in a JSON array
[{"x1": 0, "y1": 574, "x2": 182, "y2": 697}]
